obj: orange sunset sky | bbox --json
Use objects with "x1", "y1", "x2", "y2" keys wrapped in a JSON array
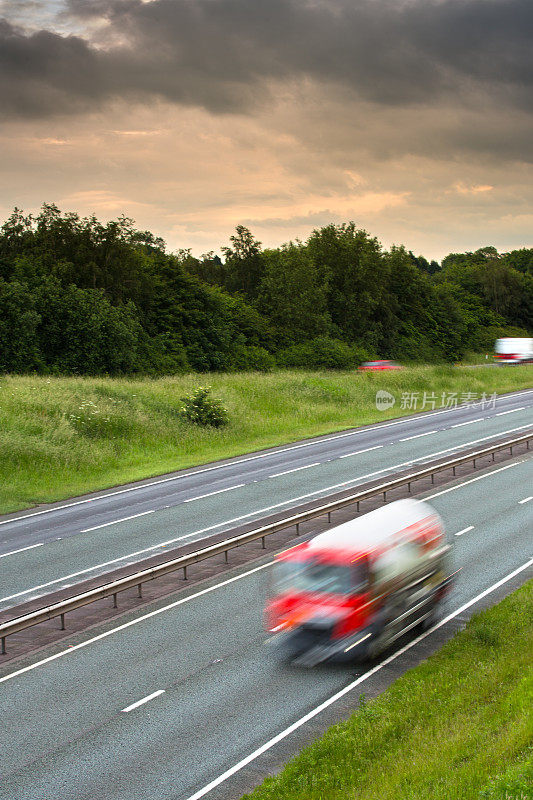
[{"x1": 1, "y1": 0, "x2": 532, "y2": 259}]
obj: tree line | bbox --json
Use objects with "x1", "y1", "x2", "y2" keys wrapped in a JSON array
[{"x1": 0, "y1": 204, "x2": 531, "y2": 375}]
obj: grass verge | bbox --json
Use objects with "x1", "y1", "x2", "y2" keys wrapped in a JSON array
[
  {"x1": 243, "y1": 581, "x2": 533, "y2": 800},
  {"x1": 1, "y1": 364, "x2": 532, "y2": 513}
]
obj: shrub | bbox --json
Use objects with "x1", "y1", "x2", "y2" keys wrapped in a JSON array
[
  {"x1": 277, "y1": 337, "x2": 357, "y2": 370},
  {"x1": 180, "y1": 386, "x2": 229, "y2": 427},
  {"x1": 229, "y1": 345, "x2": 276, "y2": 372},
  {"x1": 351, "y1": 344, "x2": 375, "y2": 367}
]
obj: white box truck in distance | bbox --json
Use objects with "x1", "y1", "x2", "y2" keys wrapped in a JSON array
[{"x1": 494, "y1": 338, "x2": 533, "y2": 365}]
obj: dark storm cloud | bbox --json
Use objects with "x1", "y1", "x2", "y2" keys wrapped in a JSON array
[
  {"x1": 0, "y1": 18, "x2": 103, "y2": 116},
  {"x1": 1, "y1": 0, "x2": 532, "y2": 118}
]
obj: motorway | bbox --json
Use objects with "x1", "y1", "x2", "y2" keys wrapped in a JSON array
[
  {"x1": 0, "y1": 455, "x2": 531, "y2": 800},
  {"x1": 0, "y1": 389, "x2": 532, "y2": 611}
]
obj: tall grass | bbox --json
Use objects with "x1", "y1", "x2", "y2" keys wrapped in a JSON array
[
  {"x1": 242, "y1": 581, "x2": 533, "y2": 800},
  {"x1": 1, "y1": 365, "x2": 531, "y2": 513}
]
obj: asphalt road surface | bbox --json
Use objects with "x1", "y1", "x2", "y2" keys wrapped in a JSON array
[
  {"x1": 0, "y1": 455, "x2": 531, "y2": 800},
  {"x1": 0, "y1": 389, "x2": 531, "y2": 611}
]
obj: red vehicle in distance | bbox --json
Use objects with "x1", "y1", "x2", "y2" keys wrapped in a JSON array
[{"x1": 358, "y1": 360, "x2": 402, "y2": 371}]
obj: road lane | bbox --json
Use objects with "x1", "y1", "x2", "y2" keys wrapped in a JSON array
[
  {"x1": 0, "y1": 400, "x2": 531, "y2": 609},
  {"x1": 2, "y1": 388, "x2": 531, "y2": 540},
  {"x1": 0, "y1": 456, "x2": 531, "y2": 800}
]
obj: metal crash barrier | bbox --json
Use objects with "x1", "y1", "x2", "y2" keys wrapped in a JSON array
[{"x1": 1, "y1": 430, "x2": 531, "y2": 654}]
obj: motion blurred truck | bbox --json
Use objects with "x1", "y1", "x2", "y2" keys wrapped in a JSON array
[
  {"x1": 265, "y1": 499, "x2": 453, "y2": 666},
  {"x1": 494, "y1": 338, "x2": 533, "y2": 365}
]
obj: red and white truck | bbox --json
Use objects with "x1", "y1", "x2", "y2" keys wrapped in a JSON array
[
  {"x1": 265, "y1": 498, "x2": 453, "y2": 666},
  {"x1": 494, "y1": 338, "x2": 533, "y2": 365}
]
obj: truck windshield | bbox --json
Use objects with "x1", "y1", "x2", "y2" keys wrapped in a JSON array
[{"x1": 272, "y1": 559, "x2": 365, "y2": 595}]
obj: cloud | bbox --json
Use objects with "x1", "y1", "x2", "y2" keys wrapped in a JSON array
[
  {"x1": 453, "y1": 182, "x2": 494, "y2": 195},
  {"x1": 111, "y1": 129, "x2": 161, "y2": 137},
  {"x1": 0, "y1": 0, "x2": 531, "y2": 121},
  {"x1": 60, "y1": 188, "x2": 151, "y2": 211},
  {"x1": 0, "y1": 1, "x2": 531, "y2": 260},
  {"x1": 2, "y1": 98, "x2": 529, "y2": 260}
]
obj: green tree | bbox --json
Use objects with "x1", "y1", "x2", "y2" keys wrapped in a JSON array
[
  {"x1": 34, "y1": 278, "x2": 144, "y2": 375},
  {"x1": 0, "y1": 280, "x2": 41, "y2": 372},
  {"x1": 306, "y1": 223, "x2": 385, "y2": 345},
  {"x1": 221, "y1": 226, "x2": 265, "y2": 300},
  {"x1": 257, "y1": 243, "x2": 330, "y2": 344}
]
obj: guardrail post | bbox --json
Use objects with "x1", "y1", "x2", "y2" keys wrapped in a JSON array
[
  {"x1": 1, "y1": 636, "x2": 5, "y2": 655},
  {"x1": 408, "y1": 482, "x2": 411, "y2": 492},
  {"x1": 137, "y1": 584, "x2": 142, "y2": 598},
  {"x1": 296, "y1": 523, "x2": 300, "y2": 535},
  {"x1": 261, "y1": 536, "x2": 266, "y2": 549},
  {"x1": 224, "y1": 550, "x2": 228, "y2": 563},
  {"x1": 60, "y1": 613, "x2": 65, "y2": 630},
  {"x1": 473, "y1": 458, "x2": 476, "y2": 468},
  {"x1": 453, "y1": 466, "x2": 456, "y2": 476},
  {"x1": 328, "y1": 512, "x2": 331, "y2": 523},
  {"x1": 431, "y1": 474, "x2": 435, "y2": 484},
  {"x1": 492, "y1": 452, "x2": 495, "y2": 461},
  {"x1": 113, "y1": 593, "x2": 118, "y2": 608},
  {"x1": 183, "y1": 566, "x2": 188, "y2": 580},
  {"x1": 383, "y1": 491, "x2": 387, "y2": 502},
  {"x1": 510, "y1": 445, "x2": 513, "y2": 455},
  {"x1": 356, "y1": 501, "x2": 360, "y2": 511}
]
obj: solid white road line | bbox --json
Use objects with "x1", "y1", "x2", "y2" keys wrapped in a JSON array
[
  {"x1": 339, "y1": 445, "x2": 383, "y2": 459},
  {"x1": 184, "y1": 485, "x2": 245, "y2": 503},
  {"x1": 1, "y1": 459, "x2": 530, "y2": 687},
  {"x1": 81, "y1": 510, "x2": 155, "y2": 533},
  {"x1": 182, "y1": 556, "x2": 533, "y2": 800},
  {"x1": 496, "y1": 407, "x2": 525, "y2": 416},
  {"x1": 121, "y1": 690, "x2": 165, "y2": 713},
  {"x1": 0, "y1": 562, "x2": 272, "y2": 686},
  {"x1": 519, "y1": 496, "x2": 532, "y2": 504},
  {"x1": 425, "y1": 461, "x2": 521, "y2": 500},
  {"x1": 0, "y1": 456, "x2": 425, "y2": 603},
  {"x1": 0, "y1": 541, "x2": 192, "y2": 605},
  {"x1": 1, "y1": 389, "x2": 531, "y2": 527},
  {"x1": 400, "y1": 430, "x2": 437, "y2": 442},
  {"x1": 415, "y1": 422, "x2": 532, "y2": 464},
  {"x1": 455, "y1": 526, "x2": 474, "y2": 537},
  {"x1": 269, "y1": 463, "x2": 321, "y2": 478},
  {"x1": 451, "y1": 418, "x2": 483, "y2": 428},
  {"x1": 3, "y1": 423, "x2": 531, "y2": 607},
  {"x1": 0, "y1": 543, "x2": 44, "y2": 559}
]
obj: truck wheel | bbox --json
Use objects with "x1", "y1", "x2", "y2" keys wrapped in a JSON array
[{"x1": 420, "y1": 604, "x2": 439, "y2": 632}]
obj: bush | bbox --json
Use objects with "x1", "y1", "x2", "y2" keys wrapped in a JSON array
[
  {"x1": 469, "y1": 324, "x2": 532, "y2": 354},
  {"x1": 276, "y1": 337, "x2": 357, "y2": 370},
  {"x1": 180, "y1": 386, "x2": 229, "y2": 427},
  {"x1": 229, "y1": 345, "x2": 276, "y2": 372},
  {"x1": 351, "y1": 344, "x2": 375, "y2": 367}
]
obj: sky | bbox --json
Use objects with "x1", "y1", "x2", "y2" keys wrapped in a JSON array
[{"x1": 1, "y1": 0, "x2": 532, "y2": 260}]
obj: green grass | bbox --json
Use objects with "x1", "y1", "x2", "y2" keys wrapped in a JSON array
[
  {"x1": 243, "y1": 581, "x2": 533, "y2": 800},
  {"x1": 1, "y1": 364, "x2": 532, "y2": 513},
  {"x1": 455, "y1": 351, "x2": 497, "y2": 365}
]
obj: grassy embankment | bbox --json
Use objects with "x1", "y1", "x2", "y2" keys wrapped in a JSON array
[
  {"x1": 243, "y1": 581, "x2": 533, "y2": 800},
  {"x1": 1, "y1": 364, "x2": 532, "y2": 513}
]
